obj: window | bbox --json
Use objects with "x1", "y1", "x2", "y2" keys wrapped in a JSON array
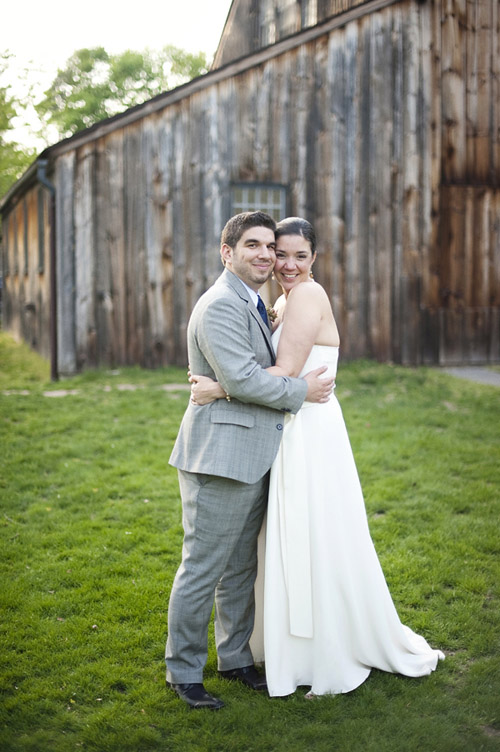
[{"x1": 231, "y1": 184, "x2": 287, "y2": 221}]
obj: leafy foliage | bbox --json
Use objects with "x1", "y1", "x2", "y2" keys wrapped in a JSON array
[
  {"x1": 0, "y1": 43, "x2": 208, "y2": 197},
  {"x1": 0, "y1": 54, "x2": 36, "y2": 197},
  {"x1": 36, "y1": 45, "x2": 210, "y2": 138}
]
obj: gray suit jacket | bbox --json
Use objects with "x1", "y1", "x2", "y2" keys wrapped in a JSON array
[{"x1": 169, "y1": 269, "x2": 308, "y2": 483}]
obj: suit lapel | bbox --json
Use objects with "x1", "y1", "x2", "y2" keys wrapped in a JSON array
[{"x1": 222, "y1": 270, "x2": 275, "y2": 356}]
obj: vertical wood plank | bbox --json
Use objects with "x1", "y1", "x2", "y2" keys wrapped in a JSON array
[
  {"x1": 491, "y1": 0, "x2": 499, "y2": 176},
  {"x1": 368, "y1": 8, "x2": 393, "y2": 361},
  {"x1": 290, "y1": 45, "x2": 313, "y2": 216},
  {"x1": 400, "y1": 0, "x2": 422, "y2": 364},
  {"x1": 391, "y1": 3, "x2": 404, "y2": 363},
  {"x1": 342, "y1": 21, "x2": 362, "y2": 357},
  {"x1": 270, "y1": 55, "x2": 292, "y2": 184},
  {"x1": 441, "y1": 0, "x2": 467, "y2": 182},
  {"x1": 466, "y1": 0, "x2": 493, "y2": 182},
  {"x1": 462, "y1": 185, "x2": 475, "y2": 306},
  {"x1": 93, "y1": 136, "x2": 112, "y2": 367},
  {"x1": 73, "y1": 144, "x2": 96, "y2": 368},
  {"x1": 327, "y1": 29, "x2": 346, "y2": 336},
  {"x1": 144, "y1": 114, "x2": 168, "y2": 367},
  {"x1": 312, "y1": 36, "x2": 333, "y2": 297},
  {"x1": 94, "y1": 134, "x2": 127, "y2": 368},
  {"x1": 55, "y1": 152, "x2": 76, "y2": 374},
  {"x1": 489, "y1": 189, "x2": 500, "y2": 361},
  {"x1": 203, "y1": 85, "x2": 228, "y2": 285},
  {"x1": 123, "y1": 122, "x2": 148, "y2": 365},
  {"x1": 448, "y1": 185, "x2": 466, "y2": 309},
  {"x1": 439, "y1": 307, "x2": 464, "y2": 363},
  {"x1": 157, "y1": 108, "x2": 176, "y2": 364},
  {"x1": 254, "y1": 60, "x2": 273, "y2": 181},
  {"x1": 171, "y1": 105, "x2": 189, "y2": 367},
  {"x1": 427, "y1": 0, "x2": 443, "y2": 312},
  {"x1": 490, "y1": 190, "x2": 500, "y2": 307},
  {"x1": 474, "y1": 187, "x2": 489, "y2": 308},
  {"x1": 418, "y1": 0, "x2": 437, "y2": 349},
  {"x1": 105, "y1": 131, "x2": 127, "y2": 366},
  {"x1": 357, "y1": 17, "x2": 371, "y2": 357}
]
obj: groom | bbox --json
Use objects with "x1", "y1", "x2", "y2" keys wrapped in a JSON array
[{"x1": 166, "y1": 211, "x2": 333, "y2": 709}]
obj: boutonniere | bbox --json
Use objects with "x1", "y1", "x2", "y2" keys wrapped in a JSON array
[{"x1": 266, "y1": 306, "x2": 278, "y2": 323}]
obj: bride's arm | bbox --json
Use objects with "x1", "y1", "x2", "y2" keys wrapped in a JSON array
[
  {"x1": 189, "y1": 373, "x2": 227, "y2": 405},
  {"x1": 190, "y1": 284, "x2": 322, "y2": 402},
  {"x1": 270, "y1": 283, "x2": 322, "y2": 377}
]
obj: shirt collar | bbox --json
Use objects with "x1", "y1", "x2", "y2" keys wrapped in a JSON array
[{"x1": 238, "y1": 278, "x2": 260, "y2": 307}]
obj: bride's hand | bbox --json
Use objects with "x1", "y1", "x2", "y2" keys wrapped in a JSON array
[{"x1": 189, "y1": 374, "x2": 227, "y2": 405}]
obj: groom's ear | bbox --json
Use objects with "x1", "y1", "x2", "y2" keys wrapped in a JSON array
[{"x1": 221, "y1": 244, "x2": 232, "y2": 267}]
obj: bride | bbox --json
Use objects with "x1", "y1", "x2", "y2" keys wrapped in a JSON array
[{"x1": 190, "y1": 216, "x2": 444, "y2": 697}]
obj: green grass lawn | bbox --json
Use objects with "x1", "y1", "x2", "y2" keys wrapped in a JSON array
[{"x1": 1, "y1": 331, "x2": 499, "y2": 752}]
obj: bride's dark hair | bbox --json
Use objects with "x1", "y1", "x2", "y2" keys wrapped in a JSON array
[{"x1": 275, "y1": 217, "x2": 316, "y2": 253}]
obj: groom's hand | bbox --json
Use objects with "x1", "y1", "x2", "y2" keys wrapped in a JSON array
[{"x1": 304, "y1": 366, "x2": 335, "y2": 403}]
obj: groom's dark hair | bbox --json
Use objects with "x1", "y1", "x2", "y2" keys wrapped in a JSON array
[{"x1": 221, "y1": 211, "x2": 276, "y2": 249}]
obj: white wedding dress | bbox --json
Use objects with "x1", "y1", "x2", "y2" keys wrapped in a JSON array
[{"x1": 250, "y1": 326, "x2": 444, "y2": 697}]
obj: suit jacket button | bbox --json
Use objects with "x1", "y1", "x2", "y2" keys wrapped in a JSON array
[{"x1": 276, "y1": 423, "x2": 283, "y2": 431}]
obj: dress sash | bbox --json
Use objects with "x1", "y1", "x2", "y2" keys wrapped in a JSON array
[{"x1": 276, "y1": 404, "x2": 316, "y2": 639}]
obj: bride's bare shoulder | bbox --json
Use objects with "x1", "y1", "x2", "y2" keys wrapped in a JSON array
[{"x1": 288, "y1": 280, "x2": 326, "y2": 305}]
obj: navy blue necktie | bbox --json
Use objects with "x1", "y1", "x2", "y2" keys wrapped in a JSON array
[{"x1": 257, "y1": 295, "x2": 269, "y2": 328}]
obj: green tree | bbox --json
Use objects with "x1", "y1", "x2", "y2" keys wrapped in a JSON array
[
  {"x1": 37, "y1": 45, "x2": 209, "y2": 138},
  {"x1": 0, "y1": 54, "x2": 36, "y2": 198}
]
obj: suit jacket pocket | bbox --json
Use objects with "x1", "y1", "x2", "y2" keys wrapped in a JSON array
[{"x1": 210, "y1": 409, "x2": 255, "y2": 428}]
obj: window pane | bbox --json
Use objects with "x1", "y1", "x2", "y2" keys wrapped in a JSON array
[{"x1": 231, "y1": 184, "x2": 287, "y2": 221}]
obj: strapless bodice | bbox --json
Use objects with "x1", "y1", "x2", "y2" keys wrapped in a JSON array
[{"x1": 272, "y1": 325, "x2": 339, "y2": 380}]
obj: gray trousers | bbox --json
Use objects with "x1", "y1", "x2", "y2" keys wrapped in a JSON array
[{"x1": 165, "y1": 469, "x2": 269, "y2": 684}]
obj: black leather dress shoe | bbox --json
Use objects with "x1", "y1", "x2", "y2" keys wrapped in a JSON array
[
  {"x1": 218, "y1": 665, "x2": 267, "y2": 691},
  {"x1": 167, "y1": 681, "x2": 225, "y2": 710}
]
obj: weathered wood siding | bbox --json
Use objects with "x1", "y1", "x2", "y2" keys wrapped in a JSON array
[
  {"x1": 1, "y1": 187, "x2": 51, "y2": 358},
  {"x1": 2, "y1": 0, "x2": 499, "y2": 371},
  {"x1": 214, "y1": 0, "x2": 375, "y2": 68},
  {"x1": 424, "y1": 0, "x2": 500, "y2": 364}
]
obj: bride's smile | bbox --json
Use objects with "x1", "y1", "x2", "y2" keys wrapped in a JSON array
[{"x1": 273, "y1": 234, "x2": 316, "y2": 295}]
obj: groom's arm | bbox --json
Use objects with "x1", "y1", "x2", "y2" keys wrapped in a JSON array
[{"x1": 195, "y1": 296, "x2": 307, "y2": 414}]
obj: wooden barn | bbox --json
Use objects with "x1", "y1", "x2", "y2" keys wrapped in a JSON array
[{"x1": 1, "y1": 0, "x2": 499, "y2": 377}]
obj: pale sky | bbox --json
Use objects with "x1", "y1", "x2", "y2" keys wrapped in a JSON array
[{"x1": 1, "y1": 0, "x2": 233, "y2": 148}]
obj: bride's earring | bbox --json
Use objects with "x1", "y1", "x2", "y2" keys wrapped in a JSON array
[{"x1": 309, "y1": 270, "x2": 314, "y2": 279}]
